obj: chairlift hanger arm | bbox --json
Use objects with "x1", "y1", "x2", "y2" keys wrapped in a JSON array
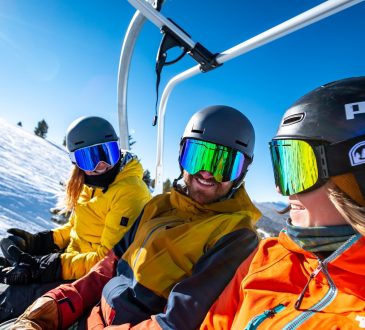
[{"x1": 128, "y1": 0, "x2": 220, "y2": 72}]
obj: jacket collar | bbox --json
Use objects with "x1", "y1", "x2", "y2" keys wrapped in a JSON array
[
  {"x1": 142, "y1": 185, "x2": 261, "y2": 224},
  {"x1": 279, "y1": 230, "x2": 365, "y2": 274}
]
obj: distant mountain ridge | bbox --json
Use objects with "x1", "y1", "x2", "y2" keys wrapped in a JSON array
[{"x1": 256, "y1": 201, "x2": 288, "y2": 235}]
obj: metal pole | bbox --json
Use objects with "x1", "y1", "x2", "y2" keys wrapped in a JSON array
[
  {"x1": 117, "y1": 0, "x2": 157, "y2": 150},
  {"x1": 152, "y1": 0, "x2": 364, "y2": 194},
  {"x1": 218, "y1": 0, "x2": 364, "y2": 63}
]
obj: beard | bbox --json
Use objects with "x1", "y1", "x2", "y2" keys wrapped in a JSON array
[{"x1": 183, "y1": 171, "x2": 233, "y2": 204}]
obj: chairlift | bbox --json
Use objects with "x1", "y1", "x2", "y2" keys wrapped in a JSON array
[{"x1": 117, "y1": 0, "x2": 364, "y2": 195}]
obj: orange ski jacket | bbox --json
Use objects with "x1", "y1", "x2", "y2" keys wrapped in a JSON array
[{"x1": 201, "y1": 230, "x2": 365, "y2": 330}]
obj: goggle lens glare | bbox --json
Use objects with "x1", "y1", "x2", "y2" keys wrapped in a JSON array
[
  {"x1": 179, "y1": 138, "x2": 247, "y2": 182},
  {"x1": 70, "y1": 141, "x2": 120, "y2": 171},
  {"x1": 269, "y1": 139, "x2": 319, "y2": 196}
]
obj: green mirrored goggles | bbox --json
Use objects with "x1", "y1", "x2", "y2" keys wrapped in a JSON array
[
  {"x1": 179, "y1": 138, "x2": 248, "y2": 182},
  {"x1": 269, "y1": 139, "x2": 320, "y2": 196}
]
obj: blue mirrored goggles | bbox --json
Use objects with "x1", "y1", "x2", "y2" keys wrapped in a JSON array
[
  {"x1": 69, "y1": 141, "x2": 120, "y2": 171},
  {"x1": 179, "y1": 138, "x2": 248, "y2": 182}
]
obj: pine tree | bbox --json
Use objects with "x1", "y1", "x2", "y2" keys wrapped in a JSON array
[
  {"x1": 148, "y1": 178, "x2": 172, "y2": 192},
  {"x1": 34, "y1": 119, "x2": 49, "y2": 138},
  {"x1": 129, "y1": 134, "x2": 136, "y2": 149},
  {"x1": 142, "y1": 169, "x2": 152, "y2": 187},
  {"x1": 163, "y1": 178, "x2": 172, "y2": 193},
  {"x1": 17, "y1": 121, "x2": 22, "y2": 127},
  {"x1": 62, "y1": 136, "x2": 66, "y2": 147}
]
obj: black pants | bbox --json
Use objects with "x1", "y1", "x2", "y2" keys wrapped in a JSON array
[{"x1": 0, "y1": 281, "x2": 68, "y2": 322}]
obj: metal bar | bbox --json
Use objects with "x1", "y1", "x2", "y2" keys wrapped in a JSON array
[
  {"x1": 217, "y1": 0, "x2": 364, "y2": 64},
  {"x1": 128, "y1": 0, "x2": 196, "y2": 49},
  {"x1": 117, "y1": 0, "x2": 157, "y2": 149},
  {"x1": 152, "y1": 0, "x2": 364, "y2": 194}
]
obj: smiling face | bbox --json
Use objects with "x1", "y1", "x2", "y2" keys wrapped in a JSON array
[
  {"x1": 84, "y1": 161, "x2": 113, "y2": 176},
  {"x1": 183, "y1": 170, "x2": 234, "y2": 204},
  {"x1": 288, "y1": 181, "x2": 347, "y2": 227}
]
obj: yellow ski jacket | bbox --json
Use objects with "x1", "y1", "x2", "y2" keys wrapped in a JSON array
[
  {"x1": 44, "y1": 185, "x2": 262, "y2": 329},
  {"x1": 52, "y1": 157, "x2": 151, "y2": 280}
]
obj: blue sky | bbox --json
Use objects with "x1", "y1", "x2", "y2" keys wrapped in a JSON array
[{"x1": 0, "y1": 0, "x2": 364, "y2": 202}]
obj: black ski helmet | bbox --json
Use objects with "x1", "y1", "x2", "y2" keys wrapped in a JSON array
[
  {"x1": 274, "y1": 77, "x2": 365, "y2": 142},
  {"x1": 179, "y1": 105, "x2": 255, "y2": 186},
  {"x1": 66, "y1": 116, "x2": 118, "y2": 152},
  {"x1": 273, "y1": 76, "x2": 365, "y2": 197}
]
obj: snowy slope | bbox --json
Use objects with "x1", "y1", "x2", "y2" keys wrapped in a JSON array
[{"x1": 0, "y1": 118, "x2": 70, "y2": 238}]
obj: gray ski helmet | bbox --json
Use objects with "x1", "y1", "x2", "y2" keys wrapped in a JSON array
[
  {"x1": 274, "y1": 76, "x2": 365, "y2": 142},
  {"x1": 181, "y1": 105, "x2": 255, "y2": 159},
  {"x1": 66, "y1": 116, "x2": 118, "y2": 152}
]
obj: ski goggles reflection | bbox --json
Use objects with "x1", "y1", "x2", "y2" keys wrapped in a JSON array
[
  {"x1": 69, "y1": 141, "x2": 120, "y2": 171},
  {"x1": 179, "y1": 138, "x2": 247, "y2": 182},
  {"x1": 269, "y1": 139, "x2": 320, "y2": 196}
]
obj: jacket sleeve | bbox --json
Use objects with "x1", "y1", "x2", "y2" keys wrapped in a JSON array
[
  {"x1": 52, "y1": 216, "x2": 74, "y2": 249},
  {"x1": 44, "y1": 249, "x2": 118, "y2": 330},
  {"x1": 60, "y1": 183, "x2": 150, "y2": 280},
  {"x1": 200, "y1": 247, "x2": 257, "y2": 330},
  {"x1": 117, "y1": 228, "x2": 258, "y2": 330},
  {"x1": 52, "y1": 186, "x2": 92, "y2": 249}
]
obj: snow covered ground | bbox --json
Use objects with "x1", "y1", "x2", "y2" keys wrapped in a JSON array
[{"x1": 0, "y1": 118, "x2": 70, "y2": 238}]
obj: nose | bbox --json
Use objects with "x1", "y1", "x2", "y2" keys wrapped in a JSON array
[
  {"x1": 95, "y1": 162, "x2": 109, "y2": 170},
  {"x1": 198, "y1": 171, "x2": 214, "y2": 179}
]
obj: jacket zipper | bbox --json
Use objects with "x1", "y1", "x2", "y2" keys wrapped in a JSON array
[
  {"x1": 132, "y1": 220, "x2": 185, "y2": 268},
  {"x1": 283, "y1": 234, "x2": 361, "y2": 330},
  {"x1": 244, "y1": 304, "x2": 286, "y2": 330}
]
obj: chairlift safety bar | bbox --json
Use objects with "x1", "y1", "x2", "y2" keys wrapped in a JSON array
[{"x1": 124, "y1": 0, "x2": 364, "y2": 194}]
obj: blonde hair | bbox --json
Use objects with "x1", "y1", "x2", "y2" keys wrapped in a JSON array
[
  {"x1": 63, "y1": 165, "x2": 85, "y2": 212},
  {"x1": 328, "y1": 186, "x2": 365, "y2": 236}
]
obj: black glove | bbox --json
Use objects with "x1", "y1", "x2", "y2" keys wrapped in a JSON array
[
  {"x1": 0, "y1": 245, "x2": 61, "y2": 285},
  {"x1": 6, "y1": 228, "x2": 58, "y2": 255},
  {"x1": 0, "y1": 256, "x2": 10, "y2": 267}
]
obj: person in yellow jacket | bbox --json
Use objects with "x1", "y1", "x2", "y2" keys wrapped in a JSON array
[
  {"x1": 201, "y1": 77, "x2": 365, "y2": 330},
  {"x1": 0, "y1": 116, "x2": 151, "y2": 322},
  {"x1": 8, "y1": 105, "x2": 261, "y2": 330}
]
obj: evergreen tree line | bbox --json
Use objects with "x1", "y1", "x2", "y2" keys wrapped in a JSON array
[
  {"x1": 17, "y1": 119, "x2": 49, "y2": 139},
  {"x1": 142, "y1": 169, "x2": 171, "y2": 193}
]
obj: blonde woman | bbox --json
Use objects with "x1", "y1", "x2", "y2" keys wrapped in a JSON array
[
  {"x1": 201, "y1": 77, "x2": 365, "y2": 329},
  {"x1": 0, "y1": 116, "x2": 151, "y2": 322}
]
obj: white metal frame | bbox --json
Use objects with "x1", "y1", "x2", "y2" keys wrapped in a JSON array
[
  {"x1": 122, "y1": 0, "x2": 364, "y2": 194},
  {"x1": 117, "y1": 0, "x2": 157, "y2": 149}
]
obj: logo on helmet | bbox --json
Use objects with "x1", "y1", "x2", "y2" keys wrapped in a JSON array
[
  {"x1": 345, "y1": 101, "x2": 365, "y2": 120},
  {"x1": 349, "y1": 141, "x2": 365, "y2": 166}
]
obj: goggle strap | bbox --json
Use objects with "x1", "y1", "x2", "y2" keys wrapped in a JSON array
[
  {"x1": 325, "y1": 134, "x2": 365, "y2": 176},
  {"x1": 316, "y1": 145, "x2": 329, "y2": 178}
]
